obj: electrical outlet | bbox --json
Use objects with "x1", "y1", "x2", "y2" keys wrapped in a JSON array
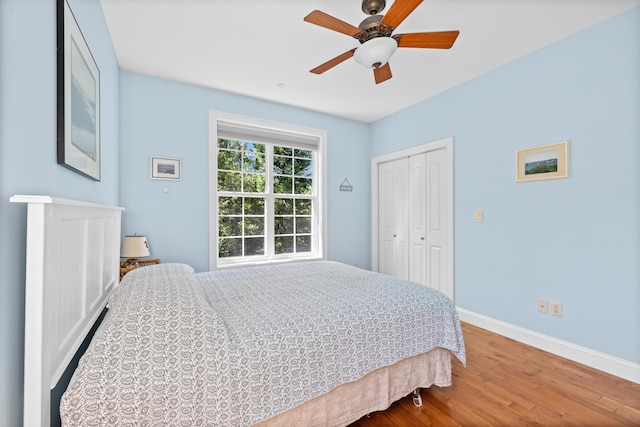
[
  {"x1": 550, "y1": 301, "x2": 563, "y2": 317},
  {"x1": 474, "y1": 210, "x2": 483, "y2": 222},
  {"x1": 537, "y1": 299, "x2": 548, "y2": 314}
]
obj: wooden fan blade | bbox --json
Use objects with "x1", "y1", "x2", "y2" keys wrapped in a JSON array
[
  {"x1": 310, "y1": 49, "x2": 356, "y2": 74},
  {"x1": 374, "y1": 62, "x2": 392, "y2": 84},
  {"x1": 304, "y1": 10, "x2": 364, "y2": 37},
  {"x1": 394, "y1": 31, "x2": 459, "y2": 49},
  {"x1": 381, "y1": 0, "x2": 423, "y2": 30}
]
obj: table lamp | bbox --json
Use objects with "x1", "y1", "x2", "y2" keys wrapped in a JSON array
[{"x1": 120, "y1": 235, "x2": 150, "y2": 266}]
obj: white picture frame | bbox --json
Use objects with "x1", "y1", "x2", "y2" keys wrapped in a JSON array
[{"x1": 151, "y1": 156, "x2": 182, "y2": 180}]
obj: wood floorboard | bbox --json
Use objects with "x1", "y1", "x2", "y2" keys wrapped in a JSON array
[{"x1": 349, "y1": 322, "x2": 640, "y2": 426}]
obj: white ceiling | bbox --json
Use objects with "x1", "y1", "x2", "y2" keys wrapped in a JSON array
[{"x1": 100, "y1": 0, "x2": 640, "y2": 123}]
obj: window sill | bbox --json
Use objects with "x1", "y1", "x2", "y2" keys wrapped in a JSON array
[{"x1": 215, "y1": 254, "x2": 325, "y2": 270}]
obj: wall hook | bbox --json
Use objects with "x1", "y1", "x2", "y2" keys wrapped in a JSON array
[{"x1": 340, "y1": 178, "x2": 353, "y2": 192}]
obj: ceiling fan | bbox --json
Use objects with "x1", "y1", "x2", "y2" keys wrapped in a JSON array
[{"x1": 304, "y1": 0, "x2": 459, "y2": 84}]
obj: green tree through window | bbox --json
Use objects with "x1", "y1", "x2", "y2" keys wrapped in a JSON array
[{"x1": 217, "y1": 138, "x2": 315, "y2": 261}]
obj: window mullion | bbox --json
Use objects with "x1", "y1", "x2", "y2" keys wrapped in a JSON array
[
  {"x1": 312, "y1": 153, "x2": 319, "y2": 254},
  {"x1": 265, "y1": 144, "x2": 275, "y2": 257}
]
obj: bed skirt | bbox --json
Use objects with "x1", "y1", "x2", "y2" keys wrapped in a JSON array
[{"x1": 256, "y1": 347, "x2": 452, "y2": 427}]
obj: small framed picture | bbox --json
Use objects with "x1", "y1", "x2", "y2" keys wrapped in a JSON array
[
  {"x1": 516, "y1": 141, "x2": 568, "y2": 182},
  {"x1": 151, "y1": 156, "x2": 181, "y2": 180}
]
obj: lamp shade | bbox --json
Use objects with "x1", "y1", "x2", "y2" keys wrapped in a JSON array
[
  {"x1": 120, "y1": 235, "x2": 150, "y2": 258},
  {"x1": 353, "y1": 37, "x2": 398, "y2": 69}
]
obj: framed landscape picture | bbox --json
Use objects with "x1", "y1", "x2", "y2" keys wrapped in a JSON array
[
  {"x1": 151, "y1": 156, "x2": 182, "y2": 180},
  {"x1": 57, "y1": 0, "x2": 101, "y2": 181},
  {"x1": 516, "y1": 141, "x2": 568, "y2": 182}
]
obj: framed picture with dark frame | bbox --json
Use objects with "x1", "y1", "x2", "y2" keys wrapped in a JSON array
[
  {"x1": 57, "y1": 0, "x2": 101, "y2": 181},
  {"x1": 151, "y1": 156, "x2": 182, "y2": 180},
  {"x1": 516, "y1": 141, "x2": 568, "y2": 182}
]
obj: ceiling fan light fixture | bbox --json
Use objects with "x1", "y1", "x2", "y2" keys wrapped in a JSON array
[{"x1": 353, "y1": 37, "x2": 398, "y2": 69}]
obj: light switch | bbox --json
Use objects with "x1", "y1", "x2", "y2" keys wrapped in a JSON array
[{"x1": 474, "y1": 210, "x2": 483, "y2": 223}]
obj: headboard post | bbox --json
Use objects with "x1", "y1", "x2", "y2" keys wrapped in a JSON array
[{"x1": 10, "y1": 195, "x2": 124, "y2": 427}]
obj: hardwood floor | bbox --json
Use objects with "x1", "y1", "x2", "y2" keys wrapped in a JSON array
[{"x1": 350, "y1": 322, "x2": 640, "y2": 426}]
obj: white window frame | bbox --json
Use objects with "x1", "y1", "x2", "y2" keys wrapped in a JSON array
[{"x1": 209, "y1": 111, "x2": 327, "y2": 270}]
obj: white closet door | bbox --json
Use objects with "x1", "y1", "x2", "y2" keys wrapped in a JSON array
[
  {"x1": 409, "y1": 153, "x2": 427, "y2": 286},
  {"x1": 378, "y1": 157, "x2": 409, "y2": 280},
  {"x1": 372, "y1": 137, "x2": 453, "y2": 299},
  {"x1": 425, "y1": 147, "x2": 449, "y2": 295}
]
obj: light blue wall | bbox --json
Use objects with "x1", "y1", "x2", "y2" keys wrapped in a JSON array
[
  {"x1": 371, "y1": 7, "x2": 640, "y2": 363},
  {"x1": 1, "y1": 1, "x2": 638, "y2": 424},
  {"x1": 0, "y1": 0, "x2": 119, "y2": 424},
  {"x1": 119, "y1": 72, "x2": 372, "y2": 272}
]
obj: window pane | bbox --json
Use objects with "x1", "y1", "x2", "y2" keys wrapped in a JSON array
[
  {"x1": 219, "y1": 216, "x2": 241, "y2": 237},
  {"x1": 273, "y1": 176, "x2": 293, "y2": 194},
  {"x1": 243, "y1": 173, "x2": 265, "y2": 193},
  {"x1": 274, "y1": 198, "x2": 293, "y2": 215},
  {"x1": 294, "y1": 149, "x2": 313, "y2": 159},
  {"x1": 218, "y1": 171, "x2": 242, "y2": 191},
  {"x1": 294, "y1": 177, "x2": 312, "y2": 195},
  {"x1": 243, "y1": 141, "x2": 261, "y2": 152},
  {"x1": 296, "y1": 236, "x2": 312, "y2": 252},
  {"x1": 275, "y1": 217, "x2": 294, "y2": 235},
  {"x1": 243, "y1": 152, "x2": 265, "y2": 173},
  {"x1": 244, "y1": 197, "x2": 264, "y2": 215},
  {"x1": 244, "y1": 237, "x2": 264, "y2": 256},
  {"x1": 219, "y1": 238, "x2": 242, "y2": 258},
  {"x1": 219, "y1": 196, "x2": 242, "y2": 215},
  {"x1": 275, "y1": 236, "x2": 294, "y2": 254},
  {"x1": 228, "y1": 140, "x2": 243, "y2": 150},
  {"x1": 218, "y1": 150, "x2": 242, "y2": 171},
  {"x1": 295, "y1": 199, "x2": 312, "y2": 215},
  {"x1": 294, "y1": 158, "x2": 312, "y2": 177},
  {"x1": 273, "y1": 155, "x2": 292, "y2": 175},
  {"x1": 274, "y1": 146, "x2": 292, "y2": 156},
  {"x1": 296, "y1": 217, "x2": 311, "y2": 234},
  {"x1": 244, "y1": 217, "x2": 264, "y2": 236},
  {"x1": 217, "y1": 138, "x2": 228, "y2": 149}
]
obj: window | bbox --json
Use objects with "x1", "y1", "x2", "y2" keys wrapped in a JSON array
[{"x1": 210, "y1": 112, "x2": 326, "y2": 269}]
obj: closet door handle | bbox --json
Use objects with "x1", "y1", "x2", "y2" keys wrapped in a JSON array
[{"x1": 420, "y1": 237, "x2": 425, "y2": 240}]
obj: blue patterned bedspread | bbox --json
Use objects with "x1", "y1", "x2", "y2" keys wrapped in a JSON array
[{"x1": 61, "y1": 261, "x2": 465, "y2": 427}]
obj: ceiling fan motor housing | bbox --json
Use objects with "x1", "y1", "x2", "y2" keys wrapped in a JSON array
[
  {"x1": 358, "y1": 15, "x2": 393, "y2": 42},
  {"x1": 362, "y1": 0, "x2": 386, "y2": 15}
]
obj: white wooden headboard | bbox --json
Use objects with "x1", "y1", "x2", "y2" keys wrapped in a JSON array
[{"x1": 10, "y1": 195, "x2": 123, "y2": 427}]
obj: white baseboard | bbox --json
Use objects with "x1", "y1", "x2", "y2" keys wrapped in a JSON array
[{"x1": 457, "y1": 307, "x2": 640, "y2": 384}]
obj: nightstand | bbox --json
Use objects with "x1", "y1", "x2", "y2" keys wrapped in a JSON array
[{"x1": 120, "y1": 258, "x2": 160, "y2": 281}]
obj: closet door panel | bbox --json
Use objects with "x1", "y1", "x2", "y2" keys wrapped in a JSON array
[
  {"x1": 378, "y1": 158, "x2": 409, "y2": 279},
  {"x1": 378, "y1": 161, "x2": 395, "y2": 276},
  {"x1": 391, "y1": 158, "x2": 409, "y2": 280},
  {"x1": 426, "y1": 148, "x2": 448, "y2": 294},
  {"x1": 429, "y1": 246, "x2": 443, "y2": 288},
  {"x1": 409, "y1": 153, "x2": 427, "y2": 286}
]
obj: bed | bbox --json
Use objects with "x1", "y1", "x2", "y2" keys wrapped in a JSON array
[
  {"x1": 61, "y1": 261, "x2": 465, "y2": 426},
  {"x1": 13, "y1": 195, "x2": 465, "y2": 427}
]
